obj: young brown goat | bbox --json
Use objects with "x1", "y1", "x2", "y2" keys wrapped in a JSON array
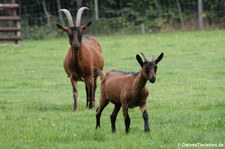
[
  {"x1": 57, "y1": 7, "x2": 104, "y2": 111},
  {"x1": 96, "y1": 52, "x2": 164, "y2": 133}
]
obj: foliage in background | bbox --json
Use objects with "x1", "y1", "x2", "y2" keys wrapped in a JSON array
[{"x1": 1, "y1": 0, "x2": 225, "y2": 38}]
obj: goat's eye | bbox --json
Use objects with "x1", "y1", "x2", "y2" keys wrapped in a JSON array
[{"x1": 144, "y1": 67, "x2": 150, "y2": 73}]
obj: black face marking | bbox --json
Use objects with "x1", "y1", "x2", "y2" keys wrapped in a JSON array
[
  {"x1": 68, "y1": 26, "x2": 82, "y2": 51},
  {"x1": 143, "y1": 61, "x2": 156, "y2": 72},
  {"x1": 136, "y1": 52, "x2": 163, "y2": 83},
  {"x1": 142, "y1": 60, "x2": 158, "y2": 83}
]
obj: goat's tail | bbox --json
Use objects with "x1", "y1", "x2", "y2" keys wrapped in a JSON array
[{"x1": 94, "y1": 67, "x2": 104, "y2": 81}]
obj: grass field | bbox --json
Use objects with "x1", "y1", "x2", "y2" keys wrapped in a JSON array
[{"x1": 0, "y1": 30, "x2": 225, "y2": 148}]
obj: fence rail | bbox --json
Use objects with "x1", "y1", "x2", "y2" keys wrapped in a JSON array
[
  {"x1": 0, "y1": 36, "x2": 21, "y2": 40},
  {"x1": 0, "y1": 27, "x2": 21, "y2": 31},
  {"x1": 0, "y1": 16, "x2": 21, "y2": 21},
  {"x1": 0, "y1": 3, "x2": 19, "y2": 8}
]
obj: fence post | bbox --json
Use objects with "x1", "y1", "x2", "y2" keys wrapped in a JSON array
[
  {"x1": 198, "y1": 0, "x2": 203, "y2": 30},
  {"x1": 141, "y1": 23, "x2": 145, "y2": 35},
  {"x1": 0, "y1": 0, "x2": 21, "y2": 44},
  {"x1": 94, "y1": 0, "x2": 99, "y2": 20}
]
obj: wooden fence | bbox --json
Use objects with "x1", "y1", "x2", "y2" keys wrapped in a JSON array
[{"x1": 0, "y1": 0, "x2": 21, "y2": 44}]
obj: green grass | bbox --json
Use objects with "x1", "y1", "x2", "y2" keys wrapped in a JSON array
[{"x1": 0, "y1": 30, "x2": 225, "y2": 148}]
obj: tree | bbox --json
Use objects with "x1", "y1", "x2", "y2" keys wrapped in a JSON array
[
  {"x1": 76, "y1": 0, "x2": 82, "y2": 9},
  {"x1": 42, "y1": 0, "x2": 51, "y2": 26},
  {"x1": 56, "y1": 0, "x2": 64, "y2": 25}
]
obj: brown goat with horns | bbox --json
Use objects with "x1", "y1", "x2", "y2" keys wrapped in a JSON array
[
  {"x1": 96, "y1": 52, "x2": 164, "y2": 133},
  {"x1": 57, "y1": 7, "x2": 104, "y2": 111}
]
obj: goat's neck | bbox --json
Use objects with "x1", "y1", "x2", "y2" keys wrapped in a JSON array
[
  {"x1": 133, "y1": 70, "x2": 147, "y2": 93},
  {"x1": 71, "y1": 43, "x2": 84, "y2": 65}
]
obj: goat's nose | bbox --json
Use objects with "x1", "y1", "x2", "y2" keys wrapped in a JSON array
[
  {"x1": 73, "y1": 44, "x2": 80, "y2": 51},
  {"x1": 150, "y1": 77, "x2": 156, "y2": 83}
]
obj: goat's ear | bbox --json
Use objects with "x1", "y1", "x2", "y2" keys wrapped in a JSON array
[
  {"x1": 56, "y1": 24, "x2": 66, "y2": 32},
  {"x1": 156, "y1": 52, "x2": 164, "y2": 64},
  {"x1": 136, "y1": 54, "x2": 143, "y2": 67},
  {"x1": 82, "y1": 21, "x2": 92, "y2": 31}
]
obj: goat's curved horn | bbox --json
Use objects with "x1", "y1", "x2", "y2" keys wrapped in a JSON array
[
  {"x1": 76, "y1": 7, "x2": 89, "y2": 26},
  {"x1": 59, "y1": 9, "x2": 74, "y2": 27},
  {"x1": 141, "y1": 52, "x2": 147, "y2": 61}
]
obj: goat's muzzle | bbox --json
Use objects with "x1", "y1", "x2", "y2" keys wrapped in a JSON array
[
  {"x1": 72, "y1": 44, "x2": 80, "y2": 51},
  {"x1": 149, "y1": 77, "x2": 156, "y2": 83}
]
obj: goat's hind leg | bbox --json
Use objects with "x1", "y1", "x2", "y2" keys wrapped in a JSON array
[
  {"x1": 87, "y1": 78, "x2": 97, "y2": 108},
  {"x1": 85, "y1": 77, "x2": 95, "y2": 109},
  {"x1": 93, "y1": 78, "x2": 97, "y2": 107},
  {"x1": 110, "y1": 103, "x2": 121, "y2": 133},
  {"x1": 85, "y1": 84, "x2": 88, "y2": 108},
  {"x1": 96, "y1": 95, "x2": 109, "y2": 129},
  {"x1": 92, "y1": 68, "x2": 99, "y2": 108}
]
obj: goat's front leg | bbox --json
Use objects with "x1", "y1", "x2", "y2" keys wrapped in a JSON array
[
  {"x1": 139, "y1": 103, "x2": 150, "y2": 132},
  {"x1": 122, "y1": 102, "x2": 130, "y2": 133},
  {"x1": 70, "y1": 78, "x2": 78, "y2": 112}
]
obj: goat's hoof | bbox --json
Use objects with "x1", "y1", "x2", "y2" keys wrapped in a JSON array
[
  {"x1": 125, "y1": 129, "x2": 130, "y2": 134},
  {"x1": 112, "y1": 129, "x2": 117, "y2": 133},
  {"x1": 96, "y1": 125, "x2": 100, "y2": 129},
  {"x1": 88, "y1": 101, "x2": 95, "y2": 109},
  {"x1": 73, "y1": 109, "x2": 78, "y2": 112},
  {"x1": 144, "y1": 128, "x2": 150, "y2": 133}
]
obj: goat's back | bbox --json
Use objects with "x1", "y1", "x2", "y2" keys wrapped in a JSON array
[
  {"x1": 102, "y1": 71, "x2": 137, "y2": 103},
  {"x1": 101, "y1": 70, "x2": 149, "y2": 107}
]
